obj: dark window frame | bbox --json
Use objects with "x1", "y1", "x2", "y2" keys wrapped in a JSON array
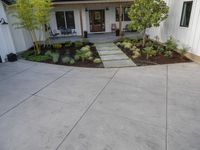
[
  {"x1": 180, "y1": 1, "x2": 193, "y2": 27},
  {"x1": 55, "y1": 11, "x2": 75, "y2": 30}
]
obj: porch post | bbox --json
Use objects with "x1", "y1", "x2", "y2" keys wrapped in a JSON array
[
  {"x1": 119, "y1": 3, "x2": 123, "y2": 36},
  {"x1": 79, "y1": 8, "x2": 84, "y2": 37}
]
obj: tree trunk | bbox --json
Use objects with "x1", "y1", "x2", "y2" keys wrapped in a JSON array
[
  {"x1": 30, "y1": 30, "x2": 40, "y2": 54},
  {"x1": 142, "y1": 29, "x2": 146, "y2": 47}
]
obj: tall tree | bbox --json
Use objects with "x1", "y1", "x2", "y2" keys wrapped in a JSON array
[
  {"x1": 128, "y1": 0, "x2": 169, "y2": 47},
  {"x1": 33, "y1": 0, "x2": 52, "y2": 44},
  {"x1": 13, "y1": 0, "x2": 52, "y2": 54}
]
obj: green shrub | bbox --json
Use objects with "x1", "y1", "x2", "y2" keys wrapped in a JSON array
[
  {"x1": 122, "y1": 42, "x2": 132, "y2": 49},
  {"x1": 53, "y1": 43, "x2": 62, "y2": 49},
  {"x1": 45, "y1": 51, "x2": 59, "y2": 63},
  {"x1": 65, "y1": 41, "x2": 72, "y2": 48},
  {"x1": 93, "y1": 58, "x2": 101, "y2": 63},
  {"x1": 132, "y1": 51, "x2": 141, "y2": 59},
  {"x1": 27, "y1": 55, "x2": 51, "y2": 62},
  {"x1": 165, "y1": 37, "x2": 177, "y2": 51},
  {"x1": 62, "y1": 56, "x2": 71, "y2": 64},
  {"x1": 21, "y1": 50, "x2": 34, "y2": 59},
  {"x1": 157, "y1": 46, "x2": 165, "y2": 54},
  {"x1": 164, "y1": 51, "x2": 173, "y2": 58},
  {"x1": 74, "y1": 41, "x2": 83, "y2": 49},
  {"x1": 69, "y1": 59, "x2": 75, "y2": 65},
  {"x1": 179, "y1": 46, "x2": 188, "y2": 58},
  {"x1": 75, "y1": 46, "x2": 92, "y2": 61},
  {"x1": 143, "y1": 46, "x2": 157, "y2": 59},
  {"x1": 51, "y1": 53, "x2": 59, "y2": 63},
  {"x1": 116, "y1": 42, "x2": 121, "y2": 47}
]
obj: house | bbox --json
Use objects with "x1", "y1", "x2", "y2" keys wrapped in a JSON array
[
  {"x1": 0, "y1": 0, "x2": 133, "y2": 62},
  {"x1": 0, "y1": 0, "x2": 200, "y2": 63},
  {"x1": 147, "y1": 0, "x2": 200, "y2": 62}
]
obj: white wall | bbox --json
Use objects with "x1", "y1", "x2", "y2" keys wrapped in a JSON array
[
  {"x1": 0, "y1": 1, "x2": 15, "y2": 62},
  {"x1": 147, "y1": 0, "x2": 200, "y2": 56},
  {"x1": 7, "y1": 13, "x2": 33, "y2": 52}
]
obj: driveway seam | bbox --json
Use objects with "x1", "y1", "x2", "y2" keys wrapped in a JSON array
[
  {"x1": 0, "y1": 68, "x2": 74, "y2": 119},
  {"x1": 32, "y1": 68, "x2": 74, "y2": 95},
  {"x1": 0, "y1": 62, "x2": 37, "y2": 83},
  {"x1": 165, "y1": 65, "x2": 169, "y2": 150},
  {"x1": 55, "y1": 69, "x2": 119, "y2": 150}
]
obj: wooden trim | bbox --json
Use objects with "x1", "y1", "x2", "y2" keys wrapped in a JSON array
[{"x1": 185, "y1": 52, "x2": 200, "y2": 64}]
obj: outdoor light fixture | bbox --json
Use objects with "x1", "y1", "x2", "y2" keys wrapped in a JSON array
[
  {"x1": 106, "y1": 7, "x2": 109, "y2": 11},
  {"x1": 0, "y1": 18, "x2": 8, "y2": 25},
  {"x1": 85, "y1": 8, "x2": 88, "y2": 12}
]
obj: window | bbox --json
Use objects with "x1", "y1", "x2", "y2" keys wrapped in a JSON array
[
  {"x1": 116, "y1": 7, "x2": 131, "y2": 22},
  {"x1": 55, "y1": 11, "x2": 75, "y2": 29},
  {"x1": 180, "y1": 1, "x2": 193, "y2": 27}
]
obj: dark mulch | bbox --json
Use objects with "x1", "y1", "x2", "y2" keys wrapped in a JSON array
[
  {"x1": 118, "y1": 45, "x2": 191, "y2": 66},
  {"x1": 22, "y1": 42, "x2": 104, "y2": 68}
]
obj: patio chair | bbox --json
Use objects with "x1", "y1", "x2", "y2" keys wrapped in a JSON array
[{"x1": 49, "y1": 29, "x2": 59, "y2": 40}]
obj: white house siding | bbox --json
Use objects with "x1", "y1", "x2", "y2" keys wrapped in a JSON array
[
  {"x1": 147, "y1": 0, "x2": 200, "y2": 56},
  {"x1": 50, "y1": 5, "x2": 131, "y2": 35},
  {"x1": 0, "y1": 1, "x2": 15, "y2": 62},
  {"x1": 7, "y1": 13, "x2": 33, "y2": 52}
]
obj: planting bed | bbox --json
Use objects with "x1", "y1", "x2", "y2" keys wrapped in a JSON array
[
  {"x1": 115, "y1": 38, "x2": 191, "y2": 66},
  {"x1": 21, "y1": 41, "x2": 103, "y2": 68}
]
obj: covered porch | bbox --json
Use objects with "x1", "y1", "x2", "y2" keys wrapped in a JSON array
[
  {"x1": 50, "y1": 32, "x2": 142, "y2": 44},
  {"x1": 49, "y1": 0, "x2": 133, "y2": 37}
]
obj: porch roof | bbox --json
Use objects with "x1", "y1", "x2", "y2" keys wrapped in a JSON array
[{"x1": 52, "y1": 0, "x2": 133, "y2": 4}]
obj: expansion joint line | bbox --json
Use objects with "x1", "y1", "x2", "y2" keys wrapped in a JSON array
[
  {"x1": 55, "y1": 68, "x2": 119, "y2": 150},
  {"x1": 165, "y1": 65, "x2": 169, "y2": 150}
]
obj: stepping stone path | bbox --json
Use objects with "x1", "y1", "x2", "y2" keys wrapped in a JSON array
[{"x1": 95, "y1": 42, "x2": 136, "y2": 68}]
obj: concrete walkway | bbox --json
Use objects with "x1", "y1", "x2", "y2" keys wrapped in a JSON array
[
  {"x1": 0, "y1": 60, "x2": 200, "y2": 150},
  {"x1": 96, "y1": 42, "x2": 136, "y2": 68}
]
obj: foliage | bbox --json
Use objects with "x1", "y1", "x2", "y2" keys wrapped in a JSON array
[
  {"x1": 75, "y1": 46, "x2": 92, "y2": 61},
  {"x1": 21, "y1": 50, "x2": 34, "y2": 59},
  {"x1": 132, "y1": 51, "x2": 141, "y2": 59},
  {"x1": 45, "y1": 51, "x2": 59, "y2": 63},
  {"x1": 53, "y1": 44, "x2": 62, "y2": 49},
  {"x1": 128, "y1": 0, "x2": 169, "y2": 46},
  {"x1": 122, "y1": 42, "x2": 133, "y2": 49},
  {"x1": 157, "y1": 46, "x2": 165, "y2": 54},
  {"x1": 143, "y1": 46, "x2": 157, "y2": 59},
  {"x1": 165, "y1": 37, "x2": 177, "y2": 51},
  {"x1": 74, "y1": 41, "x2": 83, "y2": 49},
  {"x1": 69, "y1": 59, "x2": 75, "y2": 65},
  {"x1": 82, "y1": 38, "x2": 90, "y2": 44},
  {"x1": 33, "y1": 0, "x2": 51, "y2": 43},
  {"x1": 179, "y1": 46, "x2": 188, "y2": 58},
  {"x1": 14, "y1": 0, "x2": 52, "y2": 54},
  {"x1": 26, "y1": 55, "x2": 51, "y2": 62},
  {"x1": 164, "y1": 51, "x2": 173, "y2": 58},
  {"x1": 65, "y1": 41, "x2": 72, "y2": 48},
  {"x1": 93, "y1": 58, "x2": 101, "y2": 63},
  {"x1": 62, "y1": 56, "x2": 71, "y2": 64}
]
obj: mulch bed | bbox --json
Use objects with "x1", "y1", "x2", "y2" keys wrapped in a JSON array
[
  {"x1": 22, "y1": 42, "x2": 104, "y2": 68},
  {"x1": 117, "y1": 45, "x2": 191, "y2": 66}
]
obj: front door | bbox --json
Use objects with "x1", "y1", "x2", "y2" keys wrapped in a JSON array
[{"x1": 89, "y1": 10, "x2": 105, "y2": 32}]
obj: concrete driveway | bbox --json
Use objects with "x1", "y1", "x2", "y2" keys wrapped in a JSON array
[{"x1": 0, "y1": 60, "x2": 200, "y2": 150}]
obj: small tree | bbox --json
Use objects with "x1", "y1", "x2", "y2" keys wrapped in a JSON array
[
  {"x1": 33, "y1": 0, "x2": 52, "y2": 45},
  {"x1": 128, "y1": 0, "x2": 169, "y2": 47},
  {"x1": 13, "y1": 0, "x2": 52, "y2": 54}
]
